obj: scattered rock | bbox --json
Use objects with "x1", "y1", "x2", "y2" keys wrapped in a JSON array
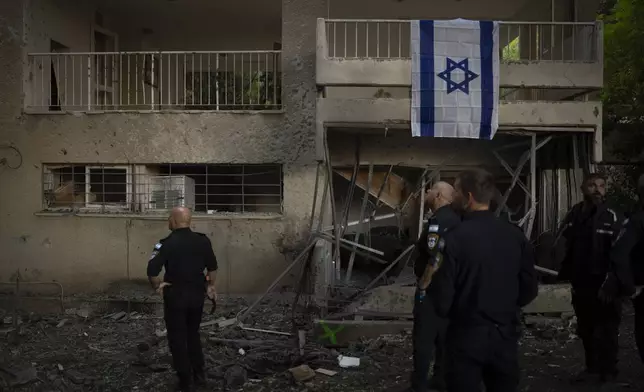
[
  {"x1": 8, "y1": 366, "x2": 38, "y2": 387},
  {"x1": 110, "y1": 311, "x2": 127, "y2": 321},
  {"x1": 56, "y1": 319, "x2": 68, "y2": 328},
  {"x1": 289, "y1": 364, "x2": 316, "y2": 382},
  {"x1": 224, "y1": 365, "x2": 248, "y2": 389},
  {"x1": 66, "y1": 369, "x2": 89, "y2": 385}
]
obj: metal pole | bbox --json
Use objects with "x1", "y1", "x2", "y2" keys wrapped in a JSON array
[
  {"x1": 345, "y1": 163, "x2": 373, "y2": 282},
  {"x1": 526, "y1": 133, "x2": 537, "y2": 237},
  {"x1": 418, "y1": 176, "x2": 426, "y2": 239}
]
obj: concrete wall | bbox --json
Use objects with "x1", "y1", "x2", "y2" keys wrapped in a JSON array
[{"x1": 0, "y1": 0, "x2": 327, "y2": 294}]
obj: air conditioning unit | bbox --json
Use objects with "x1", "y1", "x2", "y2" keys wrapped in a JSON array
[{"x1": 149, "y1": 175, "x2": 196, "y2": 210}]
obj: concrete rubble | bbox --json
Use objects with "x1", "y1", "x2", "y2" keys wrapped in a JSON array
[{"x1": 1, "y1": 286, "x2": 643, "y2": 391}]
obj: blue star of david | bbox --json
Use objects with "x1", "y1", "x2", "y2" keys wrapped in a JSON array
[{"x1": 437, "y1": 58, "x2": 479, "y2": 95}]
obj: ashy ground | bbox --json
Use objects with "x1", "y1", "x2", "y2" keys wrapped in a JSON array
[{"x1": 0, "y1": 294, "x2": 642, "y2": 392}]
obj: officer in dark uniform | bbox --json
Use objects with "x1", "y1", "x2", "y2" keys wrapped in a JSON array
[
  {"x1": 556, "y1": 173, "x2": 626, "y2": 383},
  {"x1": 147, "y1": 207, "x2": 218, "y2": 392},
  {"x1": 610, "y1": 173, "x2": 644, "y2": 362},
  {"x1": 430, "y1": 169, "x2": 538, "y2": 392},
  {"x1": 410, "y1": 181, "x2": 460, "y2": 392}
]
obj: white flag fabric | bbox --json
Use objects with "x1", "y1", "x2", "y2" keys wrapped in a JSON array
[{"x1": 411, "y1": 19, "x2": 500, "y2": 139}]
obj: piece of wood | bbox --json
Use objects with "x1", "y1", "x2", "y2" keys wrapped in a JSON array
[
  {"x1": 535, "y1": 265, "x2": 558, "y2": 276},
  {"x1": 208, "y1": 338, "x2": 284, "y2": 349},
  {"x1": 335, "y1": 169, "x2": 406, "y2": 208},
  {"x1": 315, "y1": 368, "x2": 338, "y2": 377},
  {"x1": 240, "y1": 326, "x2": 292, "y2": 336},
  {"x1": 313, "y1": 319, "x2": 412, "y2": 345},
  {"x1": 238, "y1": 240, "x2": 316, "y2": 322},
  {"x1": 361, "y1": 244, "x2": 415, "y2": 293}
]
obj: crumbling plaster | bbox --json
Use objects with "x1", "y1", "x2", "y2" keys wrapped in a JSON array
[{"x1": 0, "y1": 0, "x2": 329, "y2": 293}]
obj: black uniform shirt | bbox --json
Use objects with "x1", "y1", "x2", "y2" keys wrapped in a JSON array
[
  {"x1": 147, "y1": 228, "x2": 218, "y2": 303},
  {"x1": 610, "y1": 208, "x2": 644, "y2": 289},
  {"x1": 430, "y1": 210, "x2": 538, "y2": 327},
  {"x1": 558, "y1": 202, "x2": 622, "y2": 284},
  {"x1": 414, "y1": 205, "x2": 461, "y2": 279}
]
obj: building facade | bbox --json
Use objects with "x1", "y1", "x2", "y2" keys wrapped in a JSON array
[{"x1": 0, "y1": 0, "x2": 603, "y2": 293}]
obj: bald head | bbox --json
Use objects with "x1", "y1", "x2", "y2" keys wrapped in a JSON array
[
  {"x1": 425, "y1": 181, "x2": 455, "y2": 211},
  {"x1": 168, "y1": 207, "x2": 192, "y2": 230}
]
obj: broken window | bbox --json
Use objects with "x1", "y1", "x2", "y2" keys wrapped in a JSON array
[
  {"x1": 42, "y1": 163, "x2": 283, "y2": 215},
  {"x1": 43, "y1": 165, "x2": 131, "y2": 210},
  {"x1": 142, "y1": 164, "x2": 283, "y2": 214}
]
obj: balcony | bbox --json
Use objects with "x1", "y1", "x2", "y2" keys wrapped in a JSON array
[
  {"x1": 315, "y1": 18, "x2": 603, "y2": 135},
  {"x1": 26, "y1": 51, "x2": 282, "y2": 113},
  {"x1": 317, "y1": 19, "x2": 603, "y2": 89}
]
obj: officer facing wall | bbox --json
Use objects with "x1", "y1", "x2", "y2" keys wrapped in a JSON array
[
  {"x1": 431, "y1": 169, "x2": 538, "y2": 392},
  {"x1": 409, "y1": 181, "x2": 460, "y2": 392},
  {"x1": 147, "y1": 207, "x2": 218, "y2": 392}
]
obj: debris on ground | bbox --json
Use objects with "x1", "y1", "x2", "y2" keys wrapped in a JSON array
[{"x1": 0, "y1": 292, "x2": 643, "y2": 392}]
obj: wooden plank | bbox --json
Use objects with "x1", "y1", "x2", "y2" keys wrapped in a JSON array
[
  {"x1": 313, "y1": 319, "x2": 412, "y2": 345},
  {"x1": 335, "y1": 169, "x2": 406, "y2": 208}
]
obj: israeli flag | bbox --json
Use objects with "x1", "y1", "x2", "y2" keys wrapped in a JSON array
[{"x1": 411, "y1": 19, "x2": 500, "y2": 139}]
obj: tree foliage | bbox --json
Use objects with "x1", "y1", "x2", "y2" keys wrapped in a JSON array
[{"x1": 600, "y1": 0, "x2": 644, "y2": 211}]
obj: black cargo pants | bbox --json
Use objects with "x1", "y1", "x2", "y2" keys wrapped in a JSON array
[
  {"x1": 164, "y1": 289, "x2": 206, "y2": 387},
  {"x1": 411, "y1": 289, "x2": 447, "y2": 391},
  {"x1": 445, "y1": 324, "x2": 520, "y2": 392},
  {"x1": 572, "y1": 279, "x2": 622, "y2": 376}
]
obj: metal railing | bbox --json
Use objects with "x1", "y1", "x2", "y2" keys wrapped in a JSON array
[
  {"x1": 26, "y1": 51, "x2": 282, "y2": 112},
  {"x1": 324, "y1": 19, "x2": 599, "y2": 62},
  {"x1": 41, "y1": 163, "x2": 283, "y2": 214}
]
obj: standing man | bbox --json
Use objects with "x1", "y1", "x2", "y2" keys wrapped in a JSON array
[
  {"x1": 430, "y1": 169, "x2": 538, "y2": 392},
  {"x1": 609, "y1": 173, "x2": 644, "y2": 362},
  {"x1": 556, "y1": 173, "x2": 626, "y2": 383},
  {"x1": 410, "y1": 181, "x2": 460, "y2": 392},
  {"x1": 148, "y1": 207, "x2": 218, "y2": 392}
]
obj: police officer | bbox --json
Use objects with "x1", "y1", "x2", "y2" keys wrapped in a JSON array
[
  {"x1": 410, "y1": 181, "x2": 460, "y2": 392},
  {"x1": 147, "y1": 207, "x2": 218, "y2": 392},
  {"x1": 610, "y1": 174, "x2": 644, "y2": 362},
  {"x1": 430, "y1": 169, "x2": 538, "y2": 392},
  {"x1": 556, "y1": 173, "x2": 626, "y2": 383}
]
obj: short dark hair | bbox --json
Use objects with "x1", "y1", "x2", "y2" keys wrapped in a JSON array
[
  {"x1": 584, "y1": 172, "x2": 606, "y2": 184},
  {"x1": 457, "y1": 169, "x2": 496, "y2": 205}
]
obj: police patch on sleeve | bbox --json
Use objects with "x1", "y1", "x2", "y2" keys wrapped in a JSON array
[
  {"x1": 427, "y1": 233, "x2": 440, "y2": 250},
  {"x1": 149, "y1": 251, "x2": 158, "y2": 261},
  {"x1": 154, "y1": 243, "x2": 162, "y2": 250}
]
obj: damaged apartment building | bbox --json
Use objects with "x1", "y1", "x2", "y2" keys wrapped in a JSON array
[{"x1": 0, "y1": 0, "x2": 603, "y2": 298}]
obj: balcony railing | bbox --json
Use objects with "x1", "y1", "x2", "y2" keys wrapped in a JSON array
[
  {"x1": 26, "y1": 51, "x2": 282, "y2": 113},
  {"x1": 323, "y1": 20, "x2": 600, "y2": 62}
]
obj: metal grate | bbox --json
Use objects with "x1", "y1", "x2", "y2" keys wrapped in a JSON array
[
  {"x1": 323, "y1": 20, "x2": 599, "y2": 62},
  {"x1": 42, "y1": 163, "x2": 283, "y2": 214},
  {"x1": 27, "y1": 51, "x2": 282, "y2": 113}
]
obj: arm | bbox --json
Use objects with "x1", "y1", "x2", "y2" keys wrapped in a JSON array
[
  {"x1": 147, "y1": 241, "x2": 168, "y2": 291},
  {"x1": 414, "y1": 227, "x2": 430, "y2": 280},
  {"x1": 517, "y1": 238, "x2": 538, "y2": 307},
  {"x1": 555, "y1": 208, "x2": 575, "y2": 281},
  {"x1": 430, "y1": 237, "x2": 457, "y2": 318},
  {"x1": 608, "y1": 216, "x2": 641, "y2": 297},
  {"x1": 418, "y1": 230, "x2": 444, "y2": 290},
  {"x1": 204, "y1": 237, "x2": 219, "y2": 298}
]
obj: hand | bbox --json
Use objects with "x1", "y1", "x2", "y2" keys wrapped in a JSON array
[
  {"x1": 207, "y1": 285, "x2": 217, "y2": 301},
  {"x1": 156, "y1": 282, "x2": 171, "y2": 295},
  {"x1": 632, "y1": 286, "x2": 644, "y2": 299}
]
